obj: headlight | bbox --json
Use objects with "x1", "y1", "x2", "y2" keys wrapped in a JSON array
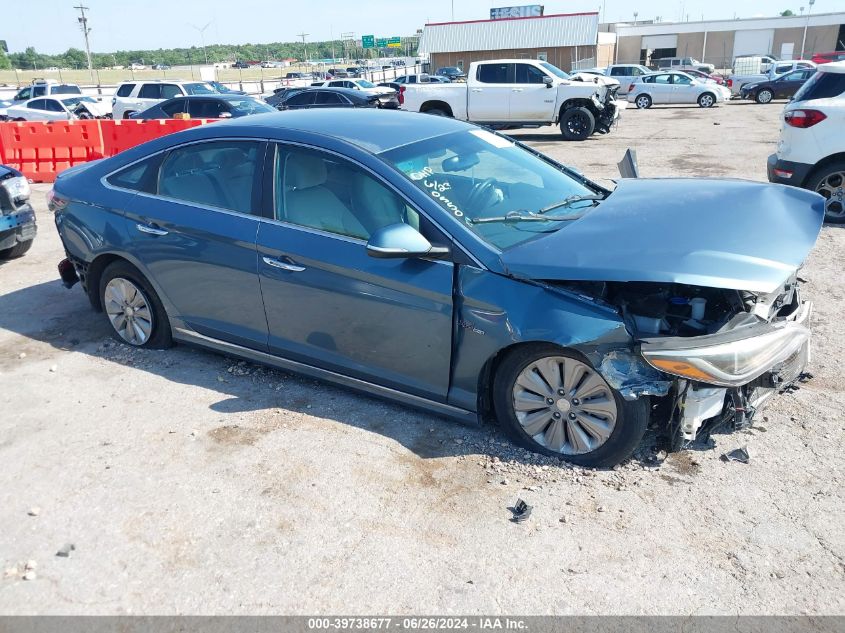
[
  {"x1": 641, "y1": 324, "x2": 810, "y2": 387},
  {"x1": 0, "y1": 175, "x2": 31, "y2": 208}
]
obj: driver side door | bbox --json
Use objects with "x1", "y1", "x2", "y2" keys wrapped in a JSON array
[{"x1": 256, "y1": 144, "x2": 455, "y2": 399}]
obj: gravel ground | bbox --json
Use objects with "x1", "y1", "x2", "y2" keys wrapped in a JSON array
[{"x1": 1, "y1": 100, "x2": 844, "y2": 615}]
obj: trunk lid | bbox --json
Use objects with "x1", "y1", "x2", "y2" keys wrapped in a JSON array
[{"x1": 499, "y1": 178, "x2": 824, "y2": 293}]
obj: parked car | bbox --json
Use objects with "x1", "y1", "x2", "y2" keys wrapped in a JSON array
[
  {"x1": 263, "y1": 86, "x2": 308, "y2": 109},
  {"x1": 602, "y1": 64, "x2": 653, "y2": 94},
  {"x1": 436, "y1": 67, "x2": 466, "y2": 81},
  {"x1": 682, "y1": 68, "x2": 726, "y2": 85},
  {"x1": 5, "y1": 96, "x2": 111, "y2": 121},
  {"x1": 402, "y1": 59, "x2": 621, "y2": 141},
  {"x1": 656, "y1": 57, "x2": 716, "y2": 74},
  {"x1": 811, "y1": 51, "x2": 845, "y2": 65},
  {"x1": 206, "y1": 81, "x2": 246, "y2": 95},
  {"x1": 0, "y1": 99, "x2": 12, "y2": 121},
  {"x1": 740, "y1": 67, "x2": 817, "y2": 103},
  {"x1": 728, "y1": 60, "x2": 816, "y2": 96},
  {"x1": 111, "y1": 80, "x2": 217, "y2": 119},
  {"x1": 628, "y1": 71, "x2": 730, "y2": 108},
  {"x1": 768, "y1": 61, "x2": 845, "y2": 223},
  {"x1": 11, "y1": 80, "x2": 82, "y2": 103},
  {"x1": 151, "y1": 64, "x2": 171, "y2": 70},
  {"x1": 51, "y1": 109, "x2": 821, "y2": 467},
  {"x1": 232, "y1": 61, "x2": 251, "y2": 69},
  {"x1": 131, "y1": 95, "x2": 276, "y2": 120},
  {"x1": 285, "y1": 72, "x2": 309, "y2": 79},
  {"x1": 0, "y1": 164, "x2": 36, "y2": 260},
  {"x1": 317, "y1": 78, "x2": 395, "y2": 96},
  {"x1": 278, "y1": 87, "x2": 399, "y2": 110},
  {"x1": 129, "y1": 63, "x2": 147, "y2": 71}
]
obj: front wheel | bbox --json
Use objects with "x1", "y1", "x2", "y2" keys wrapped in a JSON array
[
  {"x1": 559, "y1": 106, "x2": 595, "y2": 141},
  {"x1": 0, "y1": 239, "x2": 33, "y2": 260},
  {"x1": 806, "y1": 161, "x2": 845, "y2": 224},
  {"x1": 99, "y1": 261, "x2": 172, "y2": 348},
  {"x1": 698, "y1": 92, "x2": 716, "y2": 108},
  {"x1": 492, "y1": 345, "x2": 649, "y2": 468},
  {"x1": 755, "y1": 89, "x2": 774, "y2": 104}
]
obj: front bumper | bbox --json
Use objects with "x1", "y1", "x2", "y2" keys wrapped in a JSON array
[
  {"x1": 0, "y1": 205, "x2": 37, "y2": 251},
  {"x1": 767, "y1": 153, "x2": 815, "y2": 187}
]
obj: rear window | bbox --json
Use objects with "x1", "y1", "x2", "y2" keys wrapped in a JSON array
[
  {"x1": 54, "y1": 85, "x2": 81, "y2": 95},
  {"x1": 116, "y1": 83, "x2": 135, "y2": 97},
  {"x1": 793, "y1": 71, "x2": 845, "y2": 102}
]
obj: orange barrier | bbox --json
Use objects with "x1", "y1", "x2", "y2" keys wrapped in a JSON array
[{"x1": 0, "y1": 119, "x2": 218, "y2": 183}]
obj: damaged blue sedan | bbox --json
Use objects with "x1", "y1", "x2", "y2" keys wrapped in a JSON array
[{"x1": 51, "y1": 110, "x2": 823, "y2": 467}]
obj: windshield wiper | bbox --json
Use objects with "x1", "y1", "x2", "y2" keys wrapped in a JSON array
[
  {"x1": 537, "y1": 194, "x2": 604, "y2": 214},
  {"x1": 468, "y1": 211, "x2": 559, "y2": 225}
]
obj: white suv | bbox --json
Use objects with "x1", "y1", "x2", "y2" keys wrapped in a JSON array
[
  {"x1": 111, "y1": 80, "x2": 217, "y2": 119},
  {"x1": 768, "y1": 61, "x2": 845, "y2": 223}
]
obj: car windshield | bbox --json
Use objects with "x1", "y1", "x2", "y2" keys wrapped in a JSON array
[
  {"x1": 540, "y1": 62, "x2": 570, "y2": 79},
  {"x1": 61, "y1": 96, "x2": 96, "y2": 106},
  {"x1": 381, "y1": 129, "x2": 601, "y2": 250},
  {"x1": 228, "y1": 98, "x2": 276, "y2": 115},
  {"x1": 184, "y1": 82, "x2": 216, "y2": 95},
  {"x1": 356, "y1": 79, "x2": 376, "y2": 88}
]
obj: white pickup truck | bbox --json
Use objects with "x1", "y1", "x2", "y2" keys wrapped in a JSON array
[{"x1": 400, "y1": 59, "x2": 623, "y2": 141}]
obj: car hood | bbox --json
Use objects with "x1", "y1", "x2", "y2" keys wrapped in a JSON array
[{"x1": 499, "y1": 178, "x2": 824, "y2": 294}]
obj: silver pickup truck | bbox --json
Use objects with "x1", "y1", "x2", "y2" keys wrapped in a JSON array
[{"x1": 400, "y1": 59, "x2": 624, "y2": 141}]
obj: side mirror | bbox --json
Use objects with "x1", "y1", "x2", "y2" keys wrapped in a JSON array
[
  {"x1": 218, "y1": 111, "x2": 233, "y2": 118},
  {"x1": 366, "y1": 223, "x2": 449, "y2": 260},
  {"x1": 543, "y1": 76, "x2": 553, "y2": 88}
]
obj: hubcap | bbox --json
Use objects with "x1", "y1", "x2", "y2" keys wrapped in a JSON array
[
  {"x1": 637, "y1": 96, "x2": 649, "y2": 108},
  {"x1": 512, "y1": 356, "x2": 618, "y2": 455},
  {"x1": 701, "y1": 95, "x2": 713, "y2": 107},
  {"x1": 104, "y1": 277, "x2": 153, "y2": 345},
  {"x1": 815, "y1": 171, "x2": 845, "y2": 219},
  {"x1": 759, "y1": 91, "x2": 772, "y2": 103}
]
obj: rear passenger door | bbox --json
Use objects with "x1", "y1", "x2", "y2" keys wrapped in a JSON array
[
  {"x1": 116, "y1": 139, "x2": 270, "y2": 349},
  {"x1": 649, "y1": 74, "x2": 674, "y2": 103},
  {"x1": 468, "y1": 62, "x2": 514, "y2": 122}
]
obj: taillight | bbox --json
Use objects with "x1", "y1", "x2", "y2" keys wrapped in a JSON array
[
  {"x1": 727, "y1": 79, "x2": 733, "y2": 87},
  {"x1": 399, "y1": 86, "x2": 405, "y2": 105},
  {"x1": 784, "y1": 109, "x2": 827, "y2": 128},
  {"x1": 47, "y1": 189, "x2": 69, "y2": 212}
]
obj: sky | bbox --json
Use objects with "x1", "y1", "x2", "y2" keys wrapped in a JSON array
[{"x1": 4, "y1": 0, "x2": 844, "y2": 54}]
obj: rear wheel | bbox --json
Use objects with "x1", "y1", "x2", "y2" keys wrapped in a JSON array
[
  {"x1": 424, "y1": 108, "x2": 449, "y2": 117},
  {"x1": 634, "y1": 94, "x2": 652, "y2": 109},
  {"x1": 559, "y1": 106, "x2": 595, "y2": 141},
  {"x1": 698, "y1": 92, "x2": 716, "y2": 108},
  {"x1": 0, "y1": 239, "x2": 33, "y2": 260},
  {"x1": 755, "y1": 88, "x2": 774, "y2": 104},
  {"x1": 99, "y1": 261, "x2": 172, "y2": 348},
  {"x1": 122, "y1": 111, "x2": 136, "y2": 120},
  {"x1": 493, "y1": 345, "x2": 649, "y2": 468},
  {"x1": 807, "y1": 161, "x2": 845, "y2": 224}
]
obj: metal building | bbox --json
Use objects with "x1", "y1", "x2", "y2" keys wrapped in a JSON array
[
  {"x1": 418, "y1": 12, "x2": 607, "y2": 73},
  {"x1": 613, "y1": 12, "x2": 845, "y2": 69}
]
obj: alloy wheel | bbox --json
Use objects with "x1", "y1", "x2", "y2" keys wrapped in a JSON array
[
  {"x1": 511, "y1": 356, "x2": 618, "y2": 455},
  {"x1": 104, "y1": 277, "x2": 154, "y2": 345},
  {"x1": 699, "y1": 94, "x2": 714, "y2": 107},
  {"x1": 636, "y1": 96, "x2": 650, "y2": 109},
  {"x1": 815, "y1": 171, "x2": 845, "y2": 220},
  {"x1": 567, "y1": 112, "x2": 588, "y2": 135},
  {"x1": 758, "y1": 89, "x2": 773, "y2": 104}
]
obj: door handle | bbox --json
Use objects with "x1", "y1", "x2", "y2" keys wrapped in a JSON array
[
  {"x1": 511, "y1": 88, "x2": 523, "y2": 92},
  {"x1": 136, "y1": 223, "x2": 168, "y2": 236},
  {"x1": 471, "y1": 88, "x2": 483, "y2": 93},
  {"x1": 262, "y1": 256, "x2": 305, "y2": 272}
]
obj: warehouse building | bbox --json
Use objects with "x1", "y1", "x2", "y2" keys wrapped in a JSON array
[
  {"x1": 418, "y1": 11, "x2": 613, "y2": 73},
  {"x1": 613, "y1": 12, "x2": 845, "y2": 69}
]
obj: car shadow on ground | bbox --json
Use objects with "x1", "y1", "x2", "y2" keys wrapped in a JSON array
[{"x1": 1, "y1": 278, "x2": 663, "y2": 469}]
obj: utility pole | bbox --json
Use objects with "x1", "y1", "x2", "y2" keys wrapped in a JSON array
[
  {"x1": 298, "y1": 32, "x2": 309, "y2": 64},
  {"x1": 801, "y1": 0, "x2": 816, "y2": 59},
  {"x1": 74, "y1": 4, "x2": 95, "y2": 84},
  {"x1": 190, "y1": 21, "x2": 212, "y2": 64}
]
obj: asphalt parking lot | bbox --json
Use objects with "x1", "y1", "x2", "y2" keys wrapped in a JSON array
[{"x1": 2, "y1": 101, "x2": 844, "y2": 615}]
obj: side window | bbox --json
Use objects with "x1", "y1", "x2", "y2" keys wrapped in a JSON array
[
  {"x1": 45, "y1": 99, "x2": 65, "y2": 112},
  {"x1": 161, "y1": 99, "x2": 186, "y2": 116},
  {"x1": 609, "y1": 67, "x2": 625, "y2": 76},
  {"x1": 32, "y1": 86, "x2": 46, "y2": 97},
  {"x1": 654, "y1": 74, "x2": 672, "y2": 84},
  {"x1": 116, "y1": 83, "x2": 136, "y2": 97},
  {"x1": 106, "y1": 156, "x2": 162, "y2": 193},
  {"x1": 515, "y1": 64, "x2": 547, "y2": 84},
  {"x1": 274, "y1": 145, "x2": 419, "y2": 240},
  {"x1": 477, "y1": 63, "x2": 513, "y2": 84},
  {"x1": 28, "y1": 99, "x2": 47, "y2": 110},
  {"x1": 158, "y1": 141, "x2": 260, "y2": 215},
  {"x1": 186, "y1": 99, "x2": 221, "y2": 118},
  {"x1": 160, "y1": 84, "x2": 182, "y2": 99},
  {"x1": 775, "y1": 64, "x2": 791, "y2": 74},
  {"x1": 138, "y1": 84, "x2": 161, "y2": 99},
  {"x1": 17, "y1": 88, "x2": 32, "y2": 100},
  {"x1": 315, "y1": 92, "x2": 343, "y2": 105},
  {"x1": 285, "y1": 92, "x2": 316, "y2": 107},
  {"x1": 673, "y1": 74, "x2": 692, "y2": 85}
]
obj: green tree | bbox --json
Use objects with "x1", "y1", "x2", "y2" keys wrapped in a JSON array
[
  {"x1": 780, "y1": 9, "x2": 795, "y2": 16},
  {"x1": 0, "y1": 48, "x2": 10, "y2": 70}
]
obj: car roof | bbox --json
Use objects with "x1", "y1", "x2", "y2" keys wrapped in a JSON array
[
  {"x1": 166, "y1": 94, "x2": 254, "y2": 101},
  {"x1": 209, "y1": 109, "x2": 472, "y2": 153},
  {"x1": 819, "y1": 61, "x2": 845, "y2": 74}
]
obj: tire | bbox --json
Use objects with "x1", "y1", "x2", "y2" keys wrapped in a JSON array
[
  {"x1": 755, "y1": 89, "x2": 774, "y2": 104},
  {"x1": 559, "y1": 106, "x2": 595, "y2": 141},
  {"x1": 424, "y1": 108, "x2": 449, "y2": 117},
  {"x1": 492, "y1": 345, "x2": 649, "y2": 468},
  {"x1": 0, "y1": 239, "x2": 33, "y2": 260},
  {"x1": 122, "y1": 111, "x2": 136, "y2": 120},
  {"x1": 634, "y1": 94, "x2": 652, "y2": 109},
  {"x1": 697, "y1": 92, "x2": 716, "y2": 108},
  {"x1": 806, "y1": 160, "x2": 845, "y2": 224},
  {"x1": 99, "y1": 260, "x2": 172, "y2": 348}
]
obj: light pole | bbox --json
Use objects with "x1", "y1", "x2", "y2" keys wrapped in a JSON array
[
  {"x1": 190, "y1": 21, "x2": 212, "y2": 64},
  {"x1": 74, "y1": 4, "x2": 95, "y2": 84},
  {"x1": 298, "y1": 32, "x2": 309, "y2": 65},
  {"x1": 801, "y1": 0, "x2": 816, "y2": 59}
]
